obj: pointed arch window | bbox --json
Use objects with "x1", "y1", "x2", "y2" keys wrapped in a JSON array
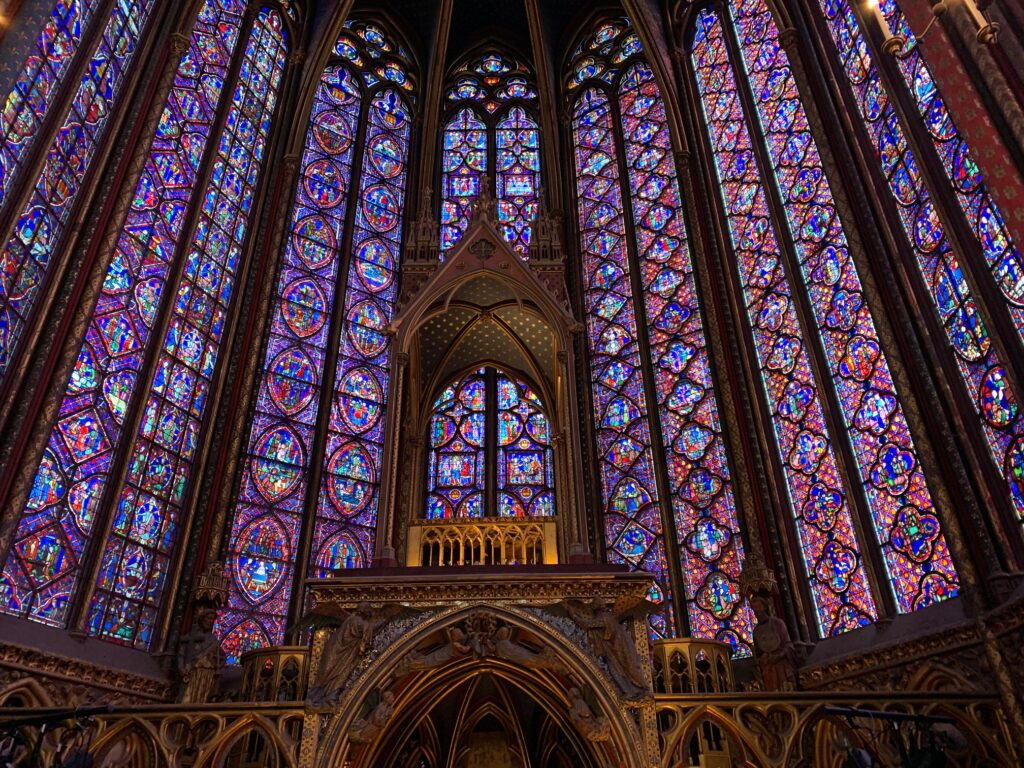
[
  {"x1": 814, "y1": 0, "x2": 1024, "y2": 521},
  {"x1": 0, "y1": 2, "x2": 289, "y2": 650},
  {"x1": 0, "y1": 0, "x2": 158, "y2": 379},
  {"x1": 425, "y1": 368, "x2": 555, "y2": 520},
  {"x1": 218, "y1": 19, "x2": 415, "y2": 662},
  {"x1": 441, "y1": 52, "x2": 540, "y2": 256},
  {"x1": 686, "y1": 2, "x2": 958, "y2": 634},
  {"x1": 568, "y1": 18, "x2": 753, "y2": 648}
]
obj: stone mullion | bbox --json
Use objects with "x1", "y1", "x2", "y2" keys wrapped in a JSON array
[
  {"x1": 523, "y1": 0, "x2": 562, "y2": 205},
  {"x1": 778, "y1": 3, "x2": 1018, "y2": 585},
  {"x1": 677, "y1": 4, "x2": 848, "y2": 639},
  {"x1": 0, "y1": 22, "x2": 193, "y2": 575},
  {"x1": 374, "y1": 350, "x2": 408, "y2": 562},
  {"x1": 415, "y1": 0, "x2": 454, "y2": 221},
  {"x1": 606, "y1": 83, "x2": 692, "y2": 635},
  {"x1": 66, "y1": 5, "x2": 261, "y2": 635},
  {"x1": 852, "y1": 3, "x2": 1024, "y2": 406},
  {"x1": 284, "y1": 80, "x2": 372, "y2": 636},
  {"x1": 720, "y1": 2, "x2": 899, "y2": 620},
  {"x1": 0, "y1": 0, "x2": 174, "y2": 439},
  {"x1": 558, "y1": 99, "x2": 606, "y2": 563}
]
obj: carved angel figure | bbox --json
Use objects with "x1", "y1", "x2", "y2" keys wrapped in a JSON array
[
  {"x1": 493, "y1": 625, "x2": 561, "y2": 671},
  {"x1": 303, "y1": 602, "x2": 408, "y2": 705},
  {"x1": 561, "y1": 598, "x2": 651, "y2": 698}
]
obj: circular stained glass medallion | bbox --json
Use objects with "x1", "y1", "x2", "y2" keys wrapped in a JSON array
[
  {"x1": 312, "y1": 109, "x2": 354, "y2": 155},
  {"x1": 293, "y1": 214, "x2": 336, "y2": 269},
  {"x1": 234, "y1": 516, "x2": 289, "y2": 602},
  {"x1": 367, "y1": 135, "x2": 403, "y2": 179},
  {"x1": 346, "y1": 300, "x2": 388, "y2": 357},
  {"x1": 355, "y1": 238, "x2": 394, "y2": 291},
  {"x1": 251, "y1": 426, "x2": 305, "y2": 503},
  {"x1": 362, "y1": 184, "x2": 399, "y2": 231},
  {"x1": 336, "y1": 367, "x2": 382, "y2": 433},
  {"x1": 268, "y1": 347, "x2": 317, "y2": 416},
  {"x1": 303, "y1": 158, "x2": 346, "y2": 208},
  {"x1": 281, "y1": 278, "x2": 327, "y2": 338},
  {"x1": 326, "y1": 442, "x2": 375, "y2": 516}
]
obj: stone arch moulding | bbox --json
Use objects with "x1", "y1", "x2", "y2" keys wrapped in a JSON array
[{"x1": 310, "y1": 602, "x2": 655, "y2": 768}]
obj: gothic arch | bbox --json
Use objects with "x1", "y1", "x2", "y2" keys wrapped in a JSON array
[{"x1": 314, "y1": 603, "x2": 652, "y2": 768}]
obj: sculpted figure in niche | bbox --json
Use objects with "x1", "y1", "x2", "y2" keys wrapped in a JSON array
[
  {"x1": 178, "y1": 606, "x2": 223, "y2": 704},
  {"x1": 749, "y1": 593, "x2": 798, "y2": 692}
]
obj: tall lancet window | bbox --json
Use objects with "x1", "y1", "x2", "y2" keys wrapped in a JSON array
[
  {"x1": 568, "y1": 18, "x2": 753, "y2": 648},
  {"x1": 815, "y1": 0, "x2": 1024, "y2": 521},
  {"x1": 687, "y1": 3, "x2": 958, "y2": 635},
  {"x1": 218, "y1": 19, "x2": 415, "y2": 662},
  {"x1": 441, "y1": 52, "x2": 540, "y2": 256},
  {"x1": 425, "y1": 368, "x2": 555, "y2": 520},
  {"x1": 0, "y1": 2, "x2": 289, "y2": 649},
  {"x1": 0, "y1": 0, "x2": 157, "y2": 379}
]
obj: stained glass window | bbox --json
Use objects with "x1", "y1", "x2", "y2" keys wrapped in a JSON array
[
  {"x1": 569, "y1": 18, "x2": 752, "y2": 647},
  {"x1": 816, "y1": 0, "x2": 1024, "y2": 521},
  {"x1": 441, "y1": 108, "x2": 486, "y2": 252},
  {"x1": 0, "y1": 0, "x2": 285, "y2": 643},
  {"x1": 1, "y1": 0, "x2": 103, "y2": 204},
  {"x1": 86, "y1": 9, "x2": 288, "y2": 649},
  {"x1": 425, "y1": 367, "x2": 556, "y2": 519},
  {"x1": 0, "y1": 0, "x2": 155, "y2": 379},
  {"x1": 441, "y1": 52, "x2": 540, "y2": 256},
  {"x1": 689, "y1": 5, "x2": 958, "y2": 633},
  {"x1": 426, "y1": 372, "x2": 487, "y2": 519},
  {"x1": 218, "y1": 20, "x2": 414, "y2": 663}
]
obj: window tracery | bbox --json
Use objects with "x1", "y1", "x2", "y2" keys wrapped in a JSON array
[
  {"x1": 0, "y1": 0, "x2": 156, "y2": 379},
  {"x1": 687, "y1": 2, "x2": 958, "y2": 633},
  {"x1": 217, "y1": 19, "x2": 414, "y2": 662},
  {"x1": 425, "y1": 368, "x2": 555, "y2": 520},
  {"x1": 0, "y1": 1, "x2": 288, "y2": 649},
  {"x1": 569, "y1": 18, "x2": 752, "y2": 648},
  {"x1": 441, "y1": 52, "x2": 540, "y2": 256},
  {"x1": 815, "y1": 0, "x2": 1024, "y2": 522}
]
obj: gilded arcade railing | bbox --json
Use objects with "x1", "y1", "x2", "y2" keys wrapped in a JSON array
[
  {"x1": 405, "y1": 516, "x2": 558, "y2": 567},
  {"x1": 0, "y1": 690, "x2": 1011, "y2": 767}
]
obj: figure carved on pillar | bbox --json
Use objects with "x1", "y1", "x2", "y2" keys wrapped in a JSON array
[
  {"x1": 740, "y1": 556, "x2": 799, "y2": 692},
  {"x1": 567, "y1": 686, "x2": 610, "y2": 742},
  {"x1": 555, "y1": 598, "x2": 653, "y2": 699},
  {"x1": 305, "y1": 603, "x2": 410, "y2": 706},
  {"x1": 177, "y1": 562, "x2": 229, "y2": 704}
]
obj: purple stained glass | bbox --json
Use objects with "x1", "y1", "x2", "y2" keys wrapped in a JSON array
[
  {"x1": 874, "y1": 0, "x2": 1024, "y2": 339},
  {"x1": 0, "y1": 0, "x2": 102, "y2": 206},
  {"x1": 618, "y1": 60, "x2": 753, "y2": 653},
  {"x1": 440, "y1": 107, "x2": 486, "y2": 251},
  {"x1": 426, "y1": 372, "x2": 487, "y2": 519},
  {"x1": 310, "y1": 87, "x2": 410, "y2": 584},
  {"x1": 727, "y1": 0, "x2": 957, "y2": 612},
  {"x1": 572, "y1": 85, "x2": 673, "y2": 638},
  {"x1": 496, "y1": 374, "x2": 556, "y2": 517},
  {"x1": 217, "y1": 65, "x2": 363, "y2": 662},
  {"x1": 86, "y1": 9, "x2": 288, "y2": 649},
  {"x1": 496, "y1": 107, "x2": 539, "y2": 256},
  {"x1": 816, "y1": 0, "x2": 1024, "y2": 521},
  {"x1": 0, "y1": 1, "x2": 156, "y2": 381},
  {"x1": 691, "y1": 8, "x2": 878, "y2": 635},
  {"x1": 0, "y1": 0, "x2": 249, "y2": 629}
]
